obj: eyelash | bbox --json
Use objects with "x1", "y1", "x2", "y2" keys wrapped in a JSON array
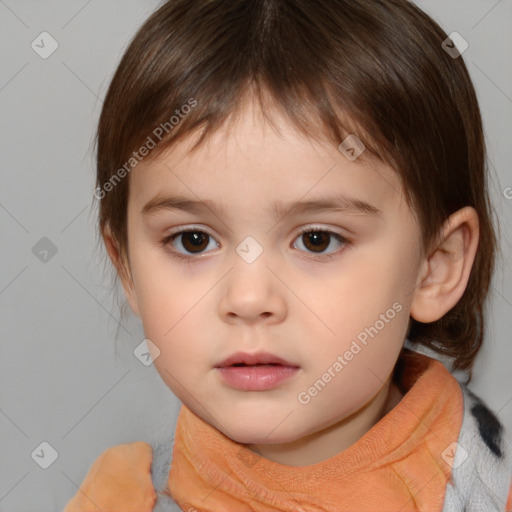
[{"x1": 160, "y1": 226, "x2": 351, "y2": 262}]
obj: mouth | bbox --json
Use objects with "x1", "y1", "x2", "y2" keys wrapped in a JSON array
[
  {"x1": 214, "y1": 351, "x2": 298, "y2": 368},
  {"x1": 214, "y1": 352, "x2": 299, "y2": 391},
  {"x1": 231, "y1": 362, "x2": 282, "y2": 366}
]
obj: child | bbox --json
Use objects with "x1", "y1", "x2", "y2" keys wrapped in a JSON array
[{"x1": 64, "y1": 0, "x2": 512, "y2": 510}]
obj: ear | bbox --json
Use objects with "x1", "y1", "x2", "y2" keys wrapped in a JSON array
[
  {"x1": 410, "y1": 206, "x2": 479, "y2": 323},
  {"x1": 102, "y1": 224, "x2": 141, "y2": 318}
]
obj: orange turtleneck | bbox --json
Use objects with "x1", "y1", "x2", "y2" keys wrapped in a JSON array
[{"x1": 63, "y1": 350, "x2": 512, "y2": 512}]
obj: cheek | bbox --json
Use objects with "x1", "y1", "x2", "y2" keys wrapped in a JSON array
[
  {"x1": 347, "y1": 226, "x2": 420, "y2": 305},
  {"x1": 305, "y1": 309, "x2": 407, "y2": 426},
  {"x1": 311, "y1": 239, "x2": 417, "y2": 390},
  {"x1": 128, "y1": 253, "x2": 214, "y2": 365},
  {"x1": 144, "y1": 307, "x2": 210, "y2": 396},
  {"x1": 129, "y1": 245, "x2": 187, "y2": 330},
  {"x1": 323, "y1": 247, "x2": 415, "y2": 332}
]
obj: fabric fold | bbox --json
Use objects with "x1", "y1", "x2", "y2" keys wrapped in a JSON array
[
  {"x1": 168, "y1": 348, "x2": 463, "y2": 511},
  {"x1": 63, "y1": 441, "x2": 156, "y2": 511}
]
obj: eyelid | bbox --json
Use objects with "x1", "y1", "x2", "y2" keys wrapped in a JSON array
[
  {"x1": 293, "y1": 225, "x2": 349, "y2": 259},
  {"x1": 166, "y1": 223, "x2": 349, "y2": 235},
  {"x1": 296, "y1": 224, "x2": 347, "y2": 236},
  {"x1": 162, "y1": 224, "x2": 219, "y2": 242},
  {"x1": 161, "y1": 224, "x2": 351, "y2": 260},
  {"x1": 168, "y1": 225, "x2": 214, "y2": 235}
]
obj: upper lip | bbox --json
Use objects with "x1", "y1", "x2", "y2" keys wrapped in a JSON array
[{"x1": 215, "y1": 351, "x2": 298, "y2": 368}]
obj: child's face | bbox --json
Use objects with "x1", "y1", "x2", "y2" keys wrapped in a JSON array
[{"x1": 121, "y1": 100, "x2": 425, "y2": 461}]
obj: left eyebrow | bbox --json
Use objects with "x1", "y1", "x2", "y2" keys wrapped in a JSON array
[
  {"x1": 141, "y1": 193, "x2": 382, "y2": 221},
  {"x1": 270, "y1": 194, "x2": 382, "y2": 220}
]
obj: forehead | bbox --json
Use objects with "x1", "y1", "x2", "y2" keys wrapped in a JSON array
[{"x1": 129, "y1": 99, "x2": 406, "y2": 217}]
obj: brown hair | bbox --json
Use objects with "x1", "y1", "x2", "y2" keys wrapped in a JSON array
[{"x1": 95, "y1": 0, "x2": 497, "y2": 378}]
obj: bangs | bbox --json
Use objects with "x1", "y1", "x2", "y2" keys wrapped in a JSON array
[{"x1": 97, "y1": 0, "x2": 429, "y2": 181}]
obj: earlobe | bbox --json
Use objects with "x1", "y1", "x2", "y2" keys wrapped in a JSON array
[
  {"x1": 102, "y1": 224, "x2": 141, "y2": 318},
  {"x1": 410, "y1": 206, "x2": 479, "y2": 323}
]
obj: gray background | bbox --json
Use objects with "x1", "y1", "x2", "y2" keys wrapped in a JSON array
[{"x1": 0, "y1": 1, "x2": 511, "y2": 510}]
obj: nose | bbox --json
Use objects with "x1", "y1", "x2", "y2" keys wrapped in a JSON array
[{"x1": 218, "y1": 254, "x2": 287, "y2": 325}]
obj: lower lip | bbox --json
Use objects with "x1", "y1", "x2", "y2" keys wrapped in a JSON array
[{"x1": 216, "y1": 365, "x2": 299, "y2": 391}]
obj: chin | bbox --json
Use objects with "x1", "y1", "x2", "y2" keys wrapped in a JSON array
[{"x1": 216, "y1": 419, "x2": 305, "y2": 446}]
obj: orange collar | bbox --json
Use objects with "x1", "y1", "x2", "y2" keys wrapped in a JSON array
[{"x1": 169, "y1": 349, "x2": 463, "y2": 511}]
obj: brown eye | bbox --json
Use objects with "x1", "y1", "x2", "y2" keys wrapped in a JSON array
[
  {"x1": 163, "y1": 230, "x2": 219, "y2": 257},
  {"x1": 180, "y1": 232, "x2": 209, "y2": 253},
  {"x1": 293, "y1": 229, "x2": 347, "y2": 258},
  {"x1": 302, "y1": 231, "x2": 330, "y2": 253}
]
